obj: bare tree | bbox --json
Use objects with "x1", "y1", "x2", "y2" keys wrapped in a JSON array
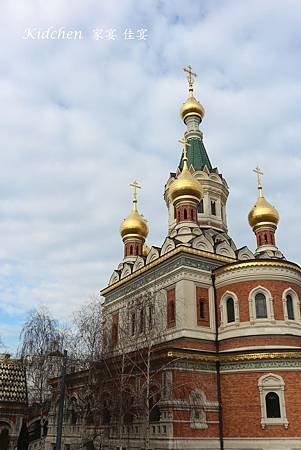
[
  {"x1": 68, "y1": 295, "x2": 103, "y2": 365},
  {"x1": 101, "y1": 288, "x2": 182, "y2": 450},
  {"x1": 19, "y1": 306, "x2": 65, "y2": 449}
]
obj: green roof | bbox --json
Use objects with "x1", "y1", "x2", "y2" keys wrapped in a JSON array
[{"x1": 179, "y1": 137, "x2": 212, "y2": 172}]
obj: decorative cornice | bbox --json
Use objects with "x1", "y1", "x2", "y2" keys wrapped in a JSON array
[
  {"x1": 214, "y1": 260, "x2": 301, "y2": 277},
  {"x1": 165, "y1": 350, "x2": 301, "y2": 364},
  {"x1": 101, "y1": 246, "x2": 235, "y2": 296}
]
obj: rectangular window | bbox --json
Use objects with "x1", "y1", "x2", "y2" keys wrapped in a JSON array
[
  {"x1": 211, "y1": 200, "x2": 216, "y2": 216},
  {"x1": 139, "y1": 308, "x2": 145, "y2": 333},
  {"x1": 131, "y1": 312, "x2": 135, "y2": 336},
  {"x1": 196, "y1": 287, "x2": 210, "y2": 327},
  {"x1": 148, "y1": 305, "x2": 153, "y2": 329},
  {"x1": 167, "y1": 288, "x2": 176, "y2": 328},
  {"x1": 199, "y1": 300, "x2": 205, "y2": 319},
  {"x1": 112, "y1": 313, "x2": 119, "y2": 347}
]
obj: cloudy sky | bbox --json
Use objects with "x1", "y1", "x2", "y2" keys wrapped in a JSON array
[{"x1": 0, "y1": 0, "x2": 300, "y2": 352}]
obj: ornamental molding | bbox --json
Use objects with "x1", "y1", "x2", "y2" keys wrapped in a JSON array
[
  {"x1": 215, "y1": 260, "x2": 301, "y2": 277},
  {"x1": 101, "y1": 245, "x2": 234, "y2": 297},
  {"x1": 221, "y1": 358, "x2": 301, "y2": 372},
  {"x1": 103, "y1": 252, "x2": 224, "y2": 303},
  {"x1": 215, "y1": 264, "x2": 301, "y2": 288}
]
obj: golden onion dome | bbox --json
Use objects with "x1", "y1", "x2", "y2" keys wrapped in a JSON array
[
  {"x1": 248, "y1": 187, "x2": 279, "y2": 231},
  {"x1": 120, "y1": 201, "x2": 148, "y2": 241},
  {"x1": 169, "y1": 157, "x2": 202, "y2": 205},
  {"x1": 120, "y1": 202, "x2": 148, "y2": 241},
  {"x1": 142, "y1": 243, "x2": 150, "y2": 257},
  {"x1": 180, "y1": 94, "x2": 205, "y2": 121}
]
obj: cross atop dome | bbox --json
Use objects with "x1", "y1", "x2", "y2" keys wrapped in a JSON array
[{"x1": 183, "y1": 65, "x2": 197, "y2": 95}]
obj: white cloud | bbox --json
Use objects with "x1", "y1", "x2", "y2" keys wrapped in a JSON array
[{"x1": 0, "y1": 0, "x2": 300, "y2": 352}]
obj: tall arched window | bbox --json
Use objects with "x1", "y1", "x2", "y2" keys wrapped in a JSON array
[
  {"x1": 184, "y1": 209, "x2": 187, "y2": 220},
  {"x1": 286, "y1": 294, "x2": 294, "y2": 320},
  {"x1": 226, "y1": 297, "x2": 235, "y2": 323},
  {"x1": 255, "y1": 293, "x2": 267, "y2": 319},
  {"x1": 258, "y1": 373, "x2": 288, "y2": 428},
  {"x1": 266, "y1": 392, "x2": 281, "y2": 418}
]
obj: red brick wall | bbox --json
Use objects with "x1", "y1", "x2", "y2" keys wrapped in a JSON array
[
  {"x1": 217, "y1": 280, "x2": 301, "y2": 325},
  {"x1": 220, "y1": 335, "x2": 301, "y2": 351},
  {"x1": 172, "y1": 369, "x2": 219, "y2": 438},
  {"x1": 175, "y1": 203, "x2": 198, "y2": 223},
  {"x1": 221, "y1": 370, "x2": 301, "y2": 437},
  {"x1": 196, "y1": 286, "x2": 210, "y2": 327}
]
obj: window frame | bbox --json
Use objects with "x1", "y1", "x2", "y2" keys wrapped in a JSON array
[
  {"x1": 220, "y1": 291, "x2": 240, "y2": 328},
  {"x1": 282, "y1": 288, "x2": 300, "y2": 322},
  {"x1": 258, "y1": 373, "x2": 288, "y2": 428},
  {"x1": 249, "y1": 287, "x2": 274, "y2": 324}
]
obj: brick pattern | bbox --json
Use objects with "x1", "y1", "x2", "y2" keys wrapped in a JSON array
[
  {"x1": 221, "y1": 370, "x2": 301, "y2": 437},
  {"x1": 219, "y1": 334, "x2": 301, "y2": 351},
  {"x1": 217, "y1": 280, "x2": 301, "y2": 325},
  {"x1": 256, "y1": 227, "x2": 276, "y2": 247},
  {"x1": 175, "y1": 203, "x2": 198, "y2": 223},
  {"x1": 124, "y1": 240, "x2": 143, "y2": 257}
]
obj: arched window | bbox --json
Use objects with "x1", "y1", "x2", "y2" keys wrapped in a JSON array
[
  {"x1": 258, "y1": 373, "x2": 288, "y2": 428},
  {"x1": 184, "y1": 209, "x2": 187, "y2": 220},
  {"x1": 266, "y1": 392, "x2": 281, "y2": 418},
  {"x1": 255, "y1": 293, "x2": 267, "y2": 319},
  {"x1": 264, "y1": 233, "x2": 268, "y2": 243},
  {"x1": 226, "y1": 297, "x2": 235, "y2": 323},
  {"x1": 286, "y1": 294, "x2": 294, "y2": 320},
  {"x1": 130, "y1": 245, "x2": 133, "y2": 255},
  {"x1": 211, "y1": 201, "x2": 216, "y2": 216}
]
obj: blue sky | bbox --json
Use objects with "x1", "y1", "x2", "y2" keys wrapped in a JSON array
[{"x1": 0, "y1": 0, "x2": 301, "y2": 352}]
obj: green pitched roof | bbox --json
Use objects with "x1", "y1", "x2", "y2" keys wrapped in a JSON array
[{"x1": 179, "y1": 137, "x2": 212, "y2": 172}]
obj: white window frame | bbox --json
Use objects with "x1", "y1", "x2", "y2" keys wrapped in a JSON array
[
  {"x1": 249, "y1": 286, "x2": 275, "y2": 324},
  {"x1": 258, "y1": 373, "x2": 288, "y2": 429},
  {"x1": 220, "y1": 291, "x2": 240, "y2": 328},
  {"x1": 282, "y1": 288, "x2": 300, "y2": 322}
]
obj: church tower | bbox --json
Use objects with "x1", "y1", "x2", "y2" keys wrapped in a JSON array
[{"x1": 98, "y1": 67, "x2": 301, "y2": 450}]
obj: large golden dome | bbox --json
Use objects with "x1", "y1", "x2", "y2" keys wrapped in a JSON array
[
  {"x1": 248, "y1": 191, "x2": 279, "y2": 230},
  {"x1": 120, "y1": 203, "x2": 148, "y2": 241},
  {"x1": 180, "y1": 95, "x2": 205, "y2": 121},
  {"x1": 169, "y1": 160, "x2": 202, "y2": 205}
]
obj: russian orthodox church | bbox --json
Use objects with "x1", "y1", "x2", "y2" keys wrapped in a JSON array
[
  {"x1": 43, "y1": 67, "x2": 301, "y2": 450},
  {"x1": 99, "y1": 67, "x2": 301, "y2": 450}
]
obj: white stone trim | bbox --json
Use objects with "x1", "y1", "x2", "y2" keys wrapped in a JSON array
[
  {"x1": 258, "y1": 373, "x2": 288, "y2": 429},
  {"x1": 282, "y1": 287, "x2": 300, "y2": 322},
  {"x1": 220, "y1": 291, "x2": 240, "y2": 329}
]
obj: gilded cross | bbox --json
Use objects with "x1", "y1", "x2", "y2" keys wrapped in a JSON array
[
  {"x1": 130, "y1": 180, "x2": 141, "y2": 203},
  {"x1": 179, "y1": 136, "x2": 191, "y2": 163},
  {"x1": 253, "y1": 166, "x2": 263, "y2": 188},
  {"x1": 183, "y1": 65, "x2": 197, "y2": 85}
]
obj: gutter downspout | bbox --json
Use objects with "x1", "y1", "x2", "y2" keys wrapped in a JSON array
[{"x1": 212, "y1": 273, "x2": 224, "y2": 450}]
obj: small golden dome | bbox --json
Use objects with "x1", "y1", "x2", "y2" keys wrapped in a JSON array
[
  {"x1": 180, "y1": 95, "x2": 205, "y2": 121},
  {"x1": 120, "y1": 204, "x2": 148, "y2": 241},
  {"x1": 248, "y1": 189, "x2": 279, "y2": 230},
  {"x1": 142, "y1": 243, "x2": 150, "y2": 257},
  {"x1": 169, "y1": 160, "x2": 202, "y2": 205}
]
